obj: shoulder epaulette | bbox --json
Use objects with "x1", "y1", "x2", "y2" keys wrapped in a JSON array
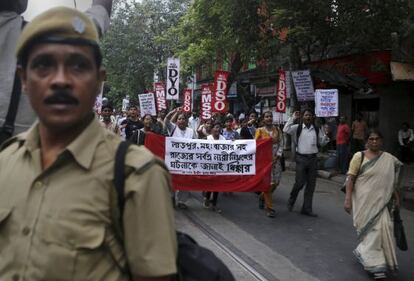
[{"x1": 0, "y1": 135, "x2": 22, "y2": 152}]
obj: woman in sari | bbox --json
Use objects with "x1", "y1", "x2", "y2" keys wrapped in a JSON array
[
  {"x1": 344, "y1": 129, "x2": 402, "y2": 280},
  {"x1": 255, "y1": 111, "x2": 284, "y2": 218}
]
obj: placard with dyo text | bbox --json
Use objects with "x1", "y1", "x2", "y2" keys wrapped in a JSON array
[
  {"x1": 165, "y1": 138, "x2": 256, "y2": 175},
  {"x1": 138, "y1": 93, "x2": 157, "y2": 117},
  {"x1": 315, "y1": 89, "x2": 339, "y2": 117},
  {"x1": 166, "y1": 58, "x2": 180, "y2": 100}
]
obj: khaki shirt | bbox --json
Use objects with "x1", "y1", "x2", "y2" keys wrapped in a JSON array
[{"x1": 0, "y1": 118, "x2": 177, "y2": 280}]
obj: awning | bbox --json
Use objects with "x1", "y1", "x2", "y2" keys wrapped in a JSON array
[
  {"x1": 310, "y1": 67, "x2": 371, "y2": 91},
  {"x1": 390, "y1": 62, "x2": 414, "y2": 81},
  {"x1": 256, "y1": 85, "x2": 276, "y2": 97}
]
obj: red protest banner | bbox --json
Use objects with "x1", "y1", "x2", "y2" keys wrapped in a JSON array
[
  {"x1": 276, "y1": 70, "x2": 287, "y2": 113},
  {"x1": 200, "y1": 84, "x2": 212, "y2": 120},
  {"x1": 154, "y1": 82, "x2": 167, "y2": 112},
  {"x1": 144, "y1": 133, "x2": 272, "y2": 192},
  {"x1": 183, "y1": 88, "x2": 192, "y2": 113},
  {"x1": 211, "y1": 70, "x2": 230, "y2": 113}
]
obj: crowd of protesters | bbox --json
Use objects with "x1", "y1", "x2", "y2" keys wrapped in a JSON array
[{"x1": 97, "y1": 103, "x2": 409, "y2": 217}]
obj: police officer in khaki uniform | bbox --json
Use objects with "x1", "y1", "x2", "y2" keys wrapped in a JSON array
[{"x1": 0, "y1": 7, "x2": 177, "y2": 281}]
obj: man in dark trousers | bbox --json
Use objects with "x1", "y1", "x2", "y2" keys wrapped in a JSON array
[{"x1": 283, "y1": 110, "x2": 329, "y2": 217}]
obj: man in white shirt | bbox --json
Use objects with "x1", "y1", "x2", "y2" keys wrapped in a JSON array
[
  {"x1": 283, "y1": 110, "x2": 329, "y2": 217},
  {"x1": 164, "y1": 107, "x2": 196, "y2": 208},
  {"x1": 188, "y1": 111, "x2": 200, "y2": 132}
]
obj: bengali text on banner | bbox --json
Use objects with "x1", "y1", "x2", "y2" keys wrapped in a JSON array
[{"x1": 144, "y1": 133, "x2": 272, "y2": 192}]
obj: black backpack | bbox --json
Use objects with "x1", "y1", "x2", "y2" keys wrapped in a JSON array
[{"x1": 113, "y1": 141, "x2": 236, "y2": 281}]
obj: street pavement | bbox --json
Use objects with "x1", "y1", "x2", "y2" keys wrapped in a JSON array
[{"x1": 175, "y1": 171, "x2": 414, "y2": 281}]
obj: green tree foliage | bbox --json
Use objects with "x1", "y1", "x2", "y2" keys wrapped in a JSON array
[
  {"x1": 272, "y1": 0, "x2": 411, "y2": 63},
  {"x1": 101, "y1": 0, "x2": 190, "y2": 108},
  {"x1": 176, "y1": 0, "x2": 411, "y2": 69}
]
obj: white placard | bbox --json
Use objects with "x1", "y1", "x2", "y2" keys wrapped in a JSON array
[
  {"x1": 138, "y1": 93, "x2": 157, "y2": 117},
  {"x1": 165, "y1": 138, "x2": 256, "y2": 175},
  {"x1": 122, "y1": 96, "x2": 130, "y2": 112},
  {"x1": 166, "y1": 58, "x2": 180, "y2": 100},
  {"x1": 291, "y1": 70, "x2": 315, "y2": 101},
  {"x1": 315, "y1": 89, "x2": 339, "y2": 117},
  {"x1": 93, "y1": 83, "x2": 104, "y2": 114}
]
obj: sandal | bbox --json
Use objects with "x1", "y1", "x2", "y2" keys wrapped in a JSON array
[{"x1": 266, "y1": 208, "x2": 276, "y2": 218}]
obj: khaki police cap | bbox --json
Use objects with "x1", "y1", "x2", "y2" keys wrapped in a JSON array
[{"x1": 16, "y1": 6, "x2": 99, "y2": 58}]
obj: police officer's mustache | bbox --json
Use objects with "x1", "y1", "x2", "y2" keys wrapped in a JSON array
[{"x1": 44, "y1": 90, "x2": 79, "y2": 105}]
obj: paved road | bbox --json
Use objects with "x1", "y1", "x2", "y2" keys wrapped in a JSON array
[{"x1": 175, "y1": 171, "x2": 414, "y2": 281}]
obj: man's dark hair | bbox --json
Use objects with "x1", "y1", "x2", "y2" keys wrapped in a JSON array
[
  {"x1": 301, "y1": 109, "x2": 313, "y2": 116},
  {"x1": 248, "y1": 109, "x2": 257, "y2": 116},
  {"x1": 128, "y1": 104, "x2": 138, "y2": 110},
  {"x1": 224, "y1": 116, "x2": 233, "y2": 123},
  {"x1": 101, "y1": 104, "x2": 113, "y2": 112},
  {"x1": 213, "y1": 121, "x2": 222, "y2": 128}
]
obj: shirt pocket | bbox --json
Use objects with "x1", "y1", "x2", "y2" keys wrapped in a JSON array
[{"x1": 41, "y1": 219, "x2": 106, "y2": 281}]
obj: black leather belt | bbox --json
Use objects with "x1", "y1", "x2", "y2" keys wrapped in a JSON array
[{"x1": 296, "y1": 153, "x2": 317, "y2": 158}]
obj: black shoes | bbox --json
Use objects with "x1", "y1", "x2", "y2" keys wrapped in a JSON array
[{"x1": 300, "y1": 211, "x2": 318, "y2": 217}]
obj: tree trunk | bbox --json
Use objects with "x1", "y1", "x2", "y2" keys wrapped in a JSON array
[{"x1": 226, "y1": 52, "x2": 256, "y2": 111}]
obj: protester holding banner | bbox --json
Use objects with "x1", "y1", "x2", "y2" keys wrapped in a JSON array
[
  {"x1": 165, "y1": 107, "x2": 197, "y2": 139},
  {"x1": 240, "y1": 110, "x2": 258, "y2": 139},
  {"x1": 188, "y1": 111, "x2": 200, "y2": 132},
  {"x1": 283, "y1": 110, "x2": 330, "y2": 217},
  {"x1": 223, "y1": 116, "x2": 240, "y2": 141},
  {"x1": 203, "y1": 122, "x2": 227, "y2": 213},
  {"x1": 197, "y1": 119, "x2": 213, "y2": 139},
  {"x1": 154, "y1": 109, "x2": 167, "y2": 135},
  {"x1": 165, "y1": 107, "x2": 196, "y2": 208},
  {"x1": 130, "y1": 114, "x2": 154, "y2": 145},
  {"x1": 255, "y1": 111, "x2": 284, "y2": 218}
]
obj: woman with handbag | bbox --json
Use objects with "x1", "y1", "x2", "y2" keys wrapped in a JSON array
[{"x1": 344, "y1": 129, "x2": 403, "y2": 280}]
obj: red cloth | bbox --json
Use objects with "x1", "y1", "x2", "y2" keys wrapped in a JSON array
[
  {"x1": 336, "y1": 123, "x2": 351, "y2": 145},
  {"x1": 144, "y1": 133, "x2": 272, "y2": 192}
]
